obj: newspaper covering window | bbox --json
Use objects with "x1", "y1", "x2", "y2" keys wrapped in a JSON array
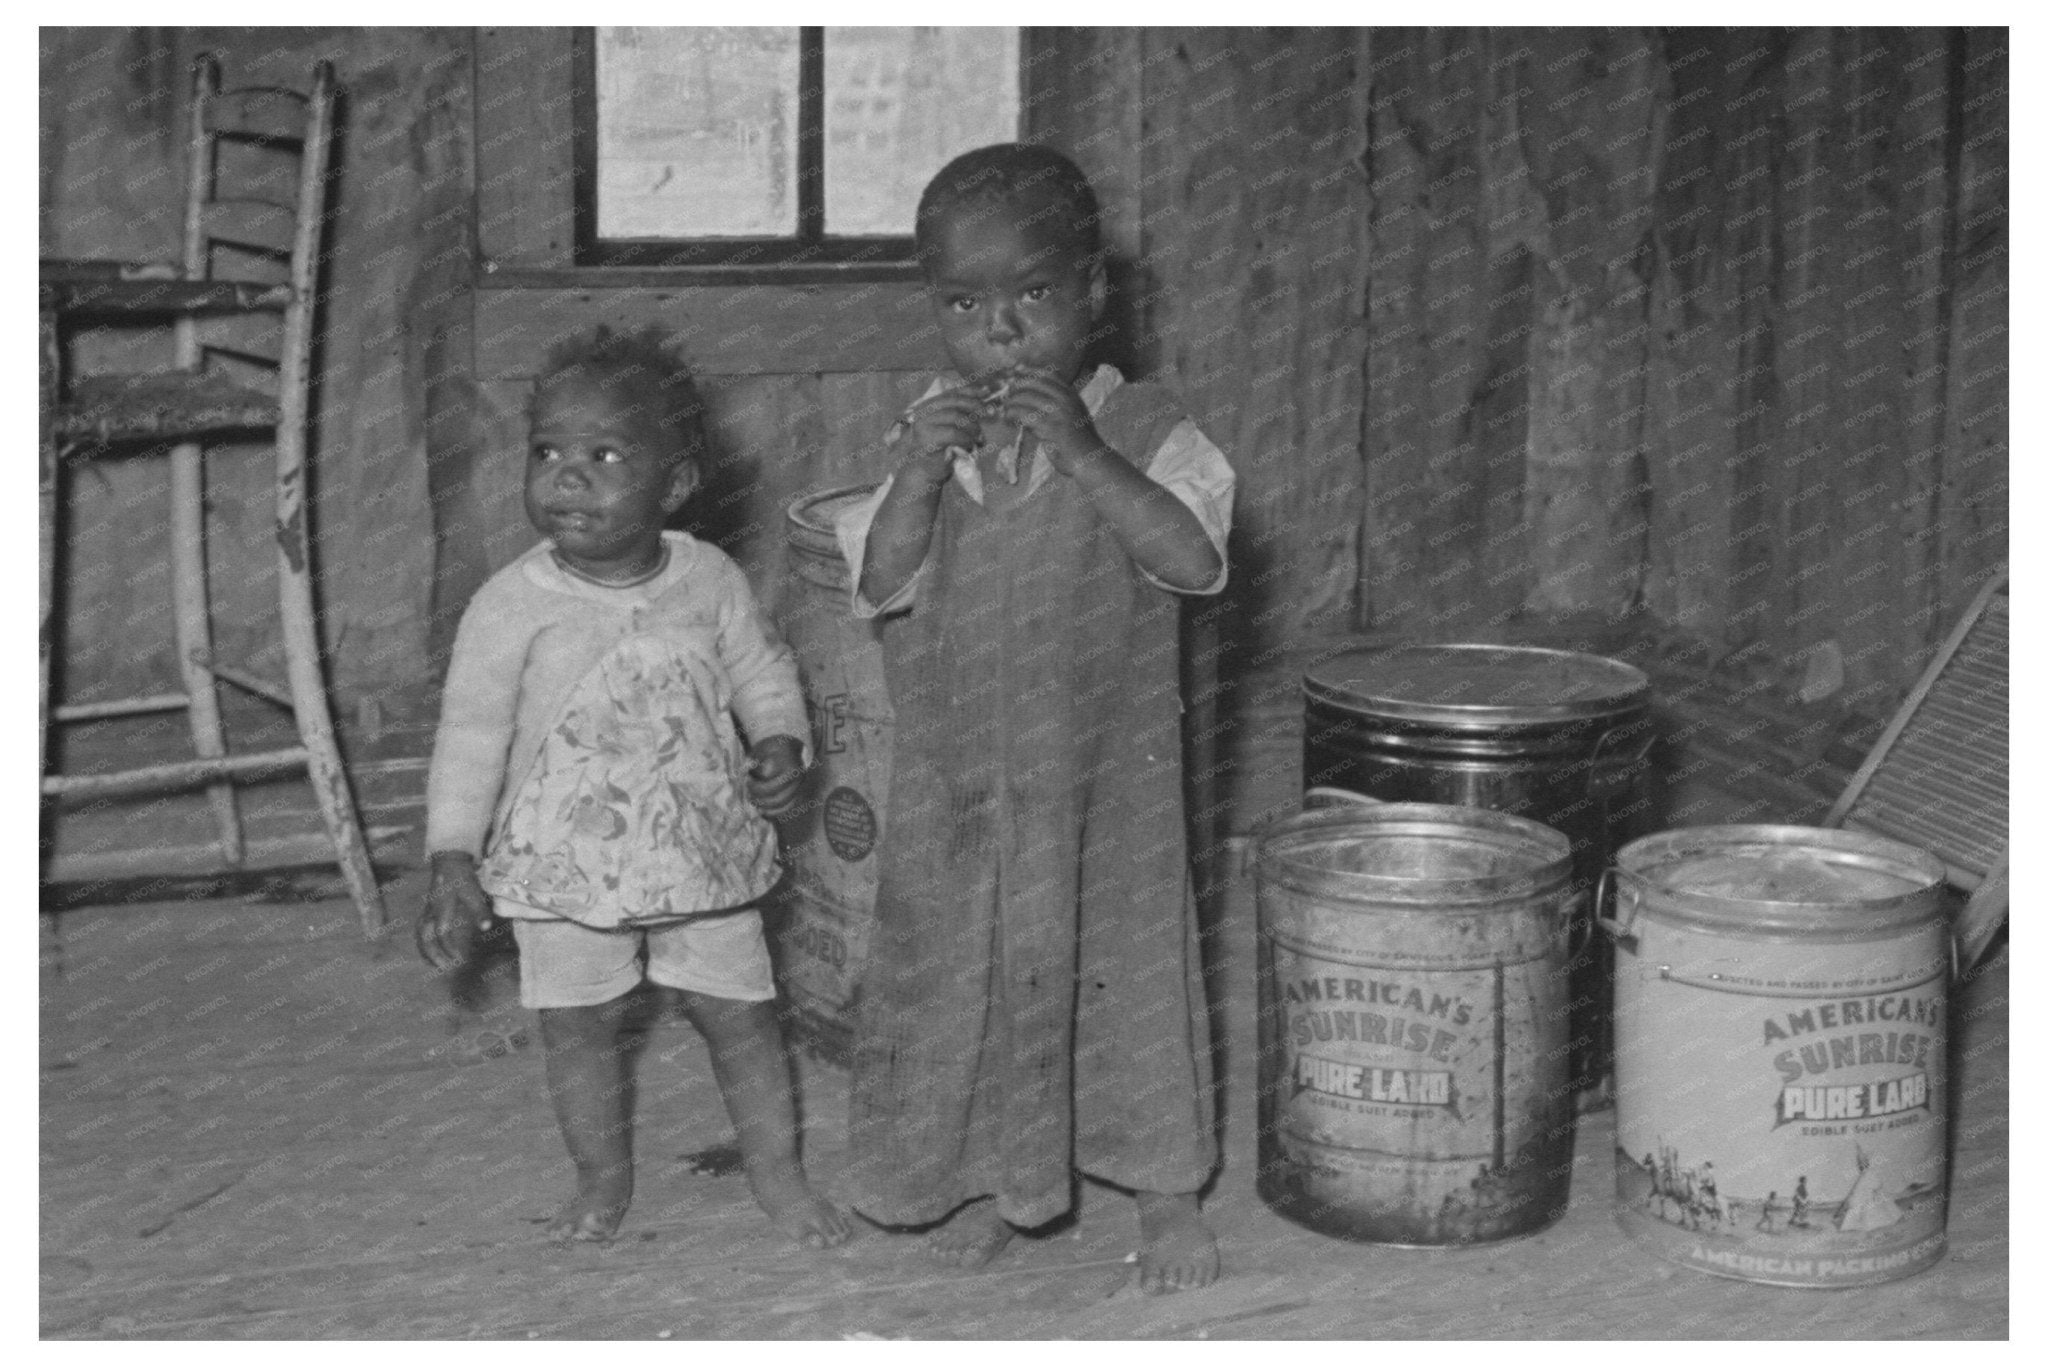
[{"x1": 595, "y1": 26, "x2": 1018, "y2": 242}]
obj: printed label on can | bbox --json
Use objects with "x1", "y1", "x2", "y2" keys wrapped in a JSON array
[
  {"x1": 822, "y1": 786, "x2": 877, "y2": 862},
  {"x1": 1613, "y1": 921, "x2": 1948, "y2": 1286},
  {"x1": 1266, "y1": 928, "x2": 1570, "y2": 1243}
]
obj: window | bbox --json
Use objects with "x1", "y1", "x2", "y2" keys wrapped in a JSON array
[{"x1": 574, "y1": 27, "x2": 1020, "y2": 270}]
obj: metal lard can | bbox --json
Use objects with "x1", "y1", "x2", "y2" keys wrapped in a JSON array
[
  {"x1": 1604, "y1": 825, "x2": 1951, "y2": 1286},
  {"x1": 1256, "y1": 801, "x2": 1576, "y2": 1244}
]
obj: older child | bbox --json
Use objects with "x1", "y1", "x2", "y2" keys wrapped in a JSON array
[
  {"x1": 835, "y1": 144, "x2": 1234, "y2": 1292},
  {"x1": 416, "y1": 326, "x2": 850, "y2": 1251}
]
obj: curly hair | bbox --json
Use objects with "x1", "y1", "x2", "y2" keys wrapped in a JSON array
[
  {"x1": 913, "y1": 142, "x2": 1103, "y2": 267},
  {"x1": 532, "y1": 325, "x2": 705, "y2": 464}
]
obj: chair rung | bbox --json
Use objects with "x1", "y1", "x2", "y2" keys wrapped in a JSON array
[
  {"x1": 43, "y1": 747, "x2": 311, "y2": 800},
  {"x1": 213, "y1": 664, "x2": 294, "y2": 709},
  {"x1": 199, "y1": 341, "x2": 283, "y2": 370},
  {"x1": 53, "y1": 693, "x2": 191, "y2": 722},
  {"x1": 208, "y1": 238, "x2": 293, "y2": 264},
  {"x1": 212, "y1": 127, "x2": 308, "y2": 148}
]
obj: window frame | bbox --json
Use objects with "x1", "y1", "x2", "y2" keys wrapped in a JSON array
[{"x1": 570, "y1": 26, "x2": 1014, "y2": 279}]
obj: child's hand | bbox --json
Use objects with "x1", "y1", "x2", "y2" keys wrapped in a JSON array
[
  {"x1": 416, "y1": 852, "x2": 494, "y2": 973},
  {"x1": 896, "y1": 389, "x2": 984, "y2": 484},
  {"x1": 747, "y1": 735, "x2": 807, "y2": 818},
  {"x1": 996, "y1": 368, "x2": 1111, "y2": 475}
]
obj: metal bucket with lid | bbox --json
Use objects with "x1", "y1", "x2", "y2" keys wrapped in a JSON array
[
  {"x1": 1302, "y1": 643, "x2": 1654, "y2": 1096},
  {"x1": 1602, "y1": 825, "x2": 1951, "y2": 1286}
]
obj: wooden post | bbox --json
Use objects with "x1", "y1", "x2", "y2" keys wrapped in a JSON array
[{"x1": 174, "y1": 54, "x2": 244, "y2": 865}]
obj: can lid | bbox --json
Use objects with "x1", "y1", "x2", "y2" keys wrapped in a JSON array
[
  {"x1": 1258, "y1": 801, "x2": 1573, "y2": 904},
  {"x1": 787, "y1": 483, "x2": 881, "y2": 535},
  {"x1": 1613, "y1": 825, "x2": 1948, "y2": 935},
  {"x1": 1304, "y1": 644, "x2": 1650, "y2": 726},
  {"x1": 786, "y1": 484, "x2": 881, "y2": 559}
]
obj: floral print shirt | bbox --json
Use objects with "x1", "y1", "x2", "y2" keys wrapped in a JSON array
[{"x1": 425, "y1": 533, "x2": 809, "y2": 927}]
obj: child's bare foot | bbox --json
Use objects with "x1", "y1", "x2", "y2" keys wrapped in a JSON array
[
  {"x1": 547, "y1": 1169, "x2": 631, "y2": 1244},
  {"x1": 748, "y1": 1160, "x2": 854, "y2": 1250},
  {"x1": 1134, "y1": 1190, "x2": 1219, "y2": 1293},
  {"x1": 925, "y1": 1197, "x2": 1015, "y2": 1269}
]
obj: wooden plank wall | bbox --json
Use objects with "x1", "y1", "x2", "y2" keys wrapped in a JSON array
[
  {"x1": 1637, "y1": 28, "x2": 2010, "y2": 704},
  {"x1": 1036, "y1": 26, "x2": 2006, "y2": 714},
  {"x1": 1035, "y1": 29, "x2": 1371, "y2": 665},
  {"x1": 44, "y1": 25, "x2": 2006, "y2": 747},
  {"x1": 40, "y1": 27, "x2": 468, "y2": 709},
  {"x1": 1029, "y1": 29, "x2": 1373, "y2": 832}
]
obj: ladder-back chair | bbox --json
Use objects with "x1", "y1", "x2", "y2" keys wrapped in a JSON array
[{"x1": 41, "y1": 55, "x2": 385, "y2": 935}]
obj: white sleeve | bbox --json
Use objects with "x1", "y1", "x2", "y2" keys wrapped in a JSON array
[
  {"x1": 1139, "y1": 419, "x2": 1236, "y2": 596},
  {"x1": 422, "y1": 580, "x2": 527, "y2": 857},
  {"x1": 714, "y1": 556, "x2": 815, "y2": 767},
  {"x1": 833, "y1": 476, "x2": 923, "y2": 619}
]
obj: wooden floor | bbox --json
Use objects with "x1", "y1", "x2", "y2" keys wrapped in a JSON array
[
  {"x1": 40, "y1": 860, "x2": 2008, "y2": 1340},
  {"x1": 40, "y1": 644, "x2": 2009, "y2": 1338}
]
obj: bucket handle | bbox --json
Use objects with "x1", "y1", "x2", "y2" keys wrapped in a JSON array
[
  {"x1": 1593, "y1": 868, "x2": 1966, "y2": 979},
  {"x1": 1586, "y1": 725, "x2": 1656, "y2": 800},
  {"x1": 1596, "y1": 866, "x2": 1644, "y2": 940},
  {"x1": 1564, "y1": 885, "x2": 1598, "y2": 962},
  {"x1": 1304, "y1": 786, "x2": 1381, "y2": 811}
]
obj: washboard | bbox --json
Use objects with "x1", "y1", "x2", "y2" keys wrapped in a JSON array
[{"x1": 1825, "y1": 570, "x2": 2009, "y2": 971}]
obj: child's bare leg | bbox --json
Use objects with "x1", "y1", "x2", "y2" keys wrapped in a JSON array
[
  {"x1": 679, "y1": 991, "x2": 852, "y2": 1249},
  {"x1": 925, "y1": 1197, "x2": 1015, "y2": 1269},
  {"x1": 1134, "y1": 1190, "x2": 1219, "y2": 1293},
  {"x1": 537, "y1": 1000, "x2": 636, "y2": 1242}
]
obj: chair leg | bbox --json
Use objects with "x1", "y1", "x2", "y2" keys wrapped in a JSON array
[
  {"x1": 273, "y1": 456, "x2": 386, "y2": 937},
  {"x1": 169, "y1": 438, "x2": 243, "y2": 864}
]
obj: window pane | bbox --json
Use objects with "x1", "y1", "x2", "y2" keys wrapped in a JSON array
[
  {"x1": 823, "y1": 27, "x2": 1020, "y2": 237},
  {"x1": 596, "y1": 27, "x2": 799, "y2": 238}
]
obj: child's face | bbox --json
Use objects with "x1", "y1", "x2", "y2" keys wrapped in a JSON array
[
  {"x1": 925, "y1": 197, "x2": 1105, "y2": 387},
  {"x1": 524, "y1": 369, "x2": 695, "y2": 579}
]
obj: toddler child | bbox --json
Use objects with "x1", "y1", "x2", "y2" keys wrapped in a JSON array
[
  {"x1": 836, "y1": 144, "x2": 1235, "y2": 1292},
  {"x1": 416, "y1": 326, "x2": 850, "y2": 1250}
]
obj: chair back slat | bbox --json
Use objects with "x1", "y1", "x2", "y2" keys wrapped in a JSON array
[
  {"x1": 193, "y1": 314, "x2": 285, "y2": 373},
  {"x1": 202, "y1": 87, "x2": 311, "y2": 145},
  {"x1": 204, "y1": 198, "x2": 299, "y2": 258}
]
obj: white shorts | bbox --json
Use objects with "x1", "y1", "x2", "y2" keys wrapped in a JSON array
[{"x1": 503, "y1": 903, "x2": 776, "y2": 1009}]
